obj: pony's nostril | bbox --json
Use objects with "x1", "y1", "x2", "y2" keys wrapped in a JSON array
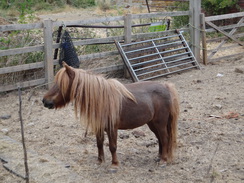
[
  {"x1": 47, "y1": 104, "x2": 54, "y2": 109},
  {"x1": 42, "y1": 99, "x2": 54, "y2": 109}
]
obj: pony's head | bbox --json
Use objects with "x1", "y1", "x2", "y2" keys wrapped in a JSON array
[{"x1": 42, "y1": 62, "x2": 75, "y2": 109}]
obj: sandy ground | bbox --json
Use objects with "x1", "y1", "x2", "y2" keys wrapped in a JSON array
[{"x1": 0, "y1": 56, "x2": 244, "y2": 183}]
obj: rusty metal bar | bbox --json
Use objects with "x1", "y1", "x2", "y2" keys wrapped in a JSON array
[
  {"x1": 124, "y1": 40, "x2": 182, "y2": 54},
  {"x1": 139, "y1": 65, "x2": 196, "y2": 81},
  {"x1": 121, "y1": 34, "x2": 179, "y2": 47},
  {"x1": 137, "y1": 60, "x2": 196, "y2": 77}
]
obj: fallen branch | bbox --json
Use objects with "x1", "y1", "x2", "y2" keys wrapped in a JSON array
[
  {"x1": 3, "y1": 164, "x2": 27, "y2": 180},
  {"x1": 206, "y1": 143, "x2": 219, "y2": 183},
  {"x1": 18, "y1": 87, "x2": 30, "y2": 183}
]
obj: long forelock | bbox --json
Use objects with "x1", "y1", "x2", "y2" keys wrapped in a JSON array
[
  {"x1": 55, "y1": 68, "x2": 71, "y2": 99},
  {"x1": 69, "y1": 69, "x2": 136, "y2": 134}
]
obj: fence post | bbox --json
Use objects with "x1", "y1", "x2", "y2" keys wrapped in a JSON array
[
  {"x1": 200, "y1": 13, "x2": 207, "y2": 65},
  {"x1": 124, "y1": 14, "x2": 132, "y2": 78},
  {"x1": 124, "y1": 14, "x2": 132, "y2": 44},
  {"x1": 189, "y1": 0, "x2": 201, "y2": 62},
  {"x1": 43, "y1": 19, "x2": 54, "y2": 89}
]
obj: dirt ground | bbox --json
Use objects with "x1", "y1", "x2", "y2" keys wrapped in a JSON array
[{"x1": 0, "y1": 56, "x2": 244, "y2": 183}]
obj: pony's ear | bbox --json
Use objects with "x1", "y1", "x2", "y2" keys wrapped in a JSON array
[
  {"x1": 62, "y1": 61, "x2": 68, "y2": 67},
  {"x1": 63, "y1": 61, "x2": 75, "y2": 79}
]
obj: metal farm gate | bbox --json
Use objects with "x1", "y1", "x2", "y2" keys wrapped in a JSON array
[{"x1": 115, "y1": 31, "x2": 200, "y2": 82}]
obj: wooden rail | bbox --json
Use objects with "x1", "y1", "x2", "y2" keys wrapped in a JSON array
[
  {"x1": 205, "y1": 12, "x2": 244, "y2": 22},
  {"x1": 201, "y1": 12, "x2": 244, "y2": 64}
]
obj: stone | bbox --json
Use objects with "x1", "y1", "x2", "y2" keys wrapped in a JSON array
[
  {"x1": 235, "y1": 67, "x2": 244, "y2": 74},
  {"x1": 1, "y1": 128, "x2": 9, "y2": 135},
  {"x1": 213, "y1": 104, "x2": 222, "y2": 109},
  {"x1": 119, "y1": 132, "x2": 130, "y2": 139},
  {"x1": 0, "y1": 115, "x2": 11, "y2": 120},
  {"x1": 132, "y1": 130, "x2": 145, "y2": 138}
]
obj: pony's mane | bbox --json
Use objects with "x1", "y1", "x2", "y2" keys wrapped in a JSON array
[{"x1": 55, "y1": 67, "x2": 136, "y2": 134}]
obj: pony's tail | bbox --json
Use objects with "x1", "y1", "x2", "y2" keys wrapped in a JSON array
[{"x1": 165, "y1": 83, "x2": 179, "y2": 162}]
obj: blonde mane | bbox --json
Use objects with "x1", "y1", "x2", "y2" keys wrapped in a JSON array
[{"x1": 56, "y1": 67, "x2": 136, "y2": 135}]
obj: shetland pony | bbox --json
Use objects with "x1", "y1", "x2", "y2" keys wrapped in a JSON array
[{"x1": 42, "y1": 62, "x2": 179, "y2": 172}]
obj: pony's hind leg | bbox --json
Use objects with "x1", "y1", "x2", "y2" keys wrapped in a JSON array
[
  {"x1": 155, "y1": 123, "x2": 168, "y2": 167},
  {"x1": 147, "y1": 122, "x2": 162, "y2": 159},
  {"x1": 150, "y1": 114, "x2": 169, "y2": 167},
  {"x1": 96, "y1": 132, "x2": 105, "y2": 164}
]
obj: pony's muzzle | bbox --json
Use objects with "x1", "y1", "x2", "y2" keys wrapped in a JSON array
[{"x1": 42, "y1": 98, "x2": 54, "y2": 109}]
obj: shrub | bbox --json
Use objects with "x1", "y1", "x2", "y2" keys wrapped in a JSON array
[
  {"x1": 74, "y1": 0, "x2": 95, "y2": 8},
  {"x1": 169, "y1": 1, "x2": 189, "y2": 29},
  {"x1": 202, "y1": 0, "x2": 239, "y2": 16}
]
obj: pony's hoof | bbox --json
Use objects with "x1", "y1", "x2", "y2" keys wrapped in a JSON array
[
  {"x1": 107, "y1": 165, "x2": 119, "y2": 173},
  {"x1": 97, "y1": 157, "x2": 105, "y2": 165},
  {"x1": 97, "y1": 160, "x2": 104, "y2": 165},
  {"x1": 158, "y1": 161, "x2": 167, "y2": 168},
  {"x1": 154, "y1": 157, "x2": 161, "y2": 162},
  {"x1": 96, "y1": 161, "x2": 103, "y2": 166}
]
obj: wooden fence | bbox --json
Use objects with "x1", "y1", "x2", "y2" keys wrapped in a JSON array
[
  {"x1": 0, "y1": 6, "x2": 200, "y2": 92},
  {"x1": 2, "y1": 0, "x2": 231, "y2": 93},
  {"x1": 201, "y1": 12, "x2": 244, "y2": 65}
]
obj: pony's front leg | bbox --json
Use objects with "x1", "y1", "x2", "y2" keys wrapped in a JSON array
[
  {"x1": 96, "y1": 132, "x2": 105, "y2": 164},
  {"x1": 107, "y1": 128, "x2": 119, "y2": 172}
]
